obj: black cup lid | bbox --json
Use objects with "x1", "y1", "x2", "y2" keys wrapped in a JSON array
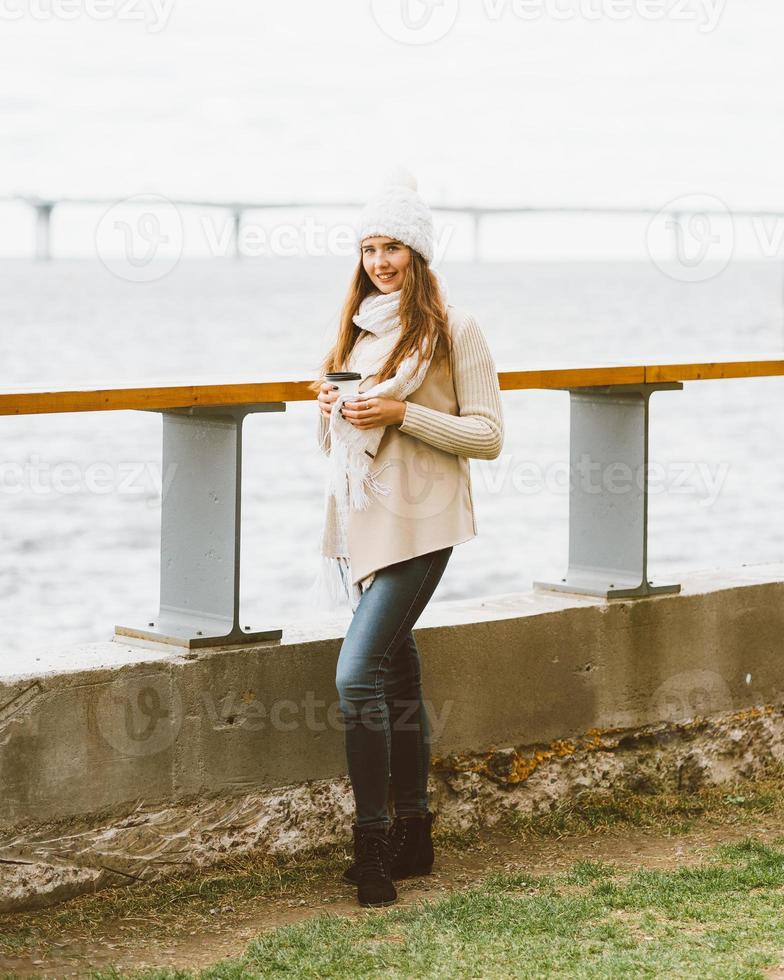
[{"x1": 324, "y1": 372, "x2": 362, "y2": 380}]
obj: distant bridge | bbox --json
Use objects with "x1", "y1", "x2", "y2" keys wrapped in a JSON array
[{"x1": 2, "y1": 193, "x2": 784, "y2": 261}]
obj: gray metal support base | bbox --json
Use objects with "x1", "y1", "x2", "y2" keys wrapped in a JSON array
[
  {"x1": 115, "y1": 402, "x2": 285, "y2": 648},
  {"x1": 534, "y1": 383, "x2": 683, "y2": 600}
]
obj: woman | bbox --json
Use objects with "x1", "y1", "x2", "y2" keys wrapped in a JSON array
[{"x1": 309, "y1": 169, "x2": 504, "y2": 908}]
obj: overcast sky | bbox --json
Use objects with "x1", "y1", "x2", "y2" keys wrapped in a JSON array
[{"x1": 1, "y1": 1, "x2": 782, "y2": 256}]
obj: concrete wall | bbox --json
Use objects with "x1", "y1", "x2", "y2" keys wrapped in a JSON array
[{"x1": 1, "y1": 564, "x2": 782, "y2": 830}]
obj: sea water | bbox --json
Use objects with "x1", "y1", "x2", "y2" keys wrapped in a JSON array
[{"x1": 0, "y1": 256, "x2": 782, "y2": 660}]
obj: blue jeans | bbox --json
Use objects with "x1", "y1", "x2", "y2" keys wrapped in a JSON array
[{"x1": 335, "y1": 546, "x2": 453, "y2": 831}]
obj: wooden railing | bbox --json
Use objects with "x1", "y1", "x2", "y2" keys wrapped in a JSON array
[
  {"x1": 2, "y1": 358, "x2": 783, "y2": 416},
  {"x1": 2, "y1": 357, "x2": 783, "y2": 648}
]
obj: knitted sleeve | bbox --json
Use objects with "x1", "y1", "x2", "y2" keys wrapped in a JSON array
[{"x1": 397, "y1": 313, "x2": 504, "y2": 460}]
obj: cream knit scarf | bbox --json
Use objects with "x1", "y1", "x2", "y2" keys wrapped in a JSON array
[{"x1": 311, "y1": 274, "x2": 447, "y2": 612}]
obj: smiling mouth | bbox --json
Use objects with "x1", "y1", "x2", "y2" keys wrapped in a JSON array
[{"x1": 377, "y1": 272, "x2": 396, "y2": 281}]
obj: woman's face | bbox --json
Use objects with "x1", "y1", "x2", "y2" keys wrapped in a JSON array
[{"x1": 361, "y1": 237, "x2": 411, "y2": 293}]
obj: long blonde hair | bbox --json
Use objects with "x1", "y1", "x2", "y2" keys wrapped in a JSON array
[{"x1": 308, "y1": 246, "x2": 451, "y2": 396}]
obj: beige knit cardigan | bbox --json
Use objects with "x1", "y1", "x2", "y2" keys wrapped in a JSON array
[{"x1": 317, "y1": 305, "x2": 504, "y2": 588}]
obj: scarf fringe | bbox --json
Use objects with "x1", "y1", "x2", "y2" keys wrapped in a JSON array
[
  {"x1": 306, "y1": 554, "x2": 369, "y2": 614},
  {"x1": 306, "y1": 553, "x2": 351, "y2": 611},
  {"x1": 348, "y1": 459, "x2": 393, "y2": 511}
]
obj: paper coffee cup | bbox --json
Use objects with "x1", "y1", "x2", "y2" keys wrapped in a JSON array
[{"x1": 325, "y1": 371, "x2": 362, "y2": 399}]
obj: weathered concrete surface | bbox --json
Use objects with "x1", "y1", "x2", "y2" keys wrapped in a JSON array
[
  {"x1": 2, "y1": 702, "x2": 783, "y2": 912},
  {"x1": 0, "y1": 565, "x2": 782, "y2": 858}
]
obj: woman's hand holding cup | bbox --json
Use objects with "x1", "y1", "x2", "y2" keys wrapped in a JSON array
[
  {"x1": 318, "y1": 381, "x2": 340, "y2": 418},
  {"x1": 318, "y1": 375, "x2": 406, "y2": 428},
  {"x1": 340, "y1": 396, "x2": 406, "y2": 429}
]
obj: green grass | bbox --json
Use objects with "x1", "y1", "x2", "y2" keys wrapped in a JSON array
[
  {"x1": 88, "y1": 837, "x2": 784, "y2": 979},
  {"x1": 3, "y1": 769, "x2": 784, "y2": 975}
]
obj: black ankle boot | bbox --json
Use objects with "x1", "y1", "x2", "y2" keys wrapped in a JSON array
[
  {"x1": 342, "y1": 811, "x2": 435, "y2": 885},
  {"x1": 353, "y1": 825, "x2": 397, "y2": 908},
  {"x1": 389, "y1": 811, "x2": 435, "y2": 879}
]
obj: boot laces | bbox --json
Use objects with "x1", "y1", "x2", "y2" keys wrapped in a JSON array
[
  {"x1": 390, "y1": 817, "x2": 409, "y2": 856},
  {"x1": 359, "y1": 832, "x2": 389, "y2": 876}
]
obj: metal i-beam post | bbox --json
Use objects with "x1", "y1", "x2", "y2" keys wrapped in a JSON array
[
  {"x1": 232, "y1": 209, "x2": 243, "y2": 259},
  {"x1": 115, "y1": 402, "x2": 285, "y2": 648},
  {"x1": 35, "y1": 202, "x2": 54, "y2": 261},
  {"x1": 534, "y1": 382, "x2": 683, "y2": 599}
]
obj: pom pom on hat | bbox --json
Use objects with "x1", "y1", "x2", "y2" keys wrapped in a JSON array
[
  {"x1": 355, "y1": 166, "x2": 434, "y2": 264},
  {"x1": 383, "y1": 166, "x2": 419, "y2": 192}
]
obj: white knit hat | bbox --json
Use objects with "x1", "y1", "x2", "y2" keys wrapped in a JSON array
[{"x1": 355, "y1": 167, "x2": 434, "y2": 265}]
